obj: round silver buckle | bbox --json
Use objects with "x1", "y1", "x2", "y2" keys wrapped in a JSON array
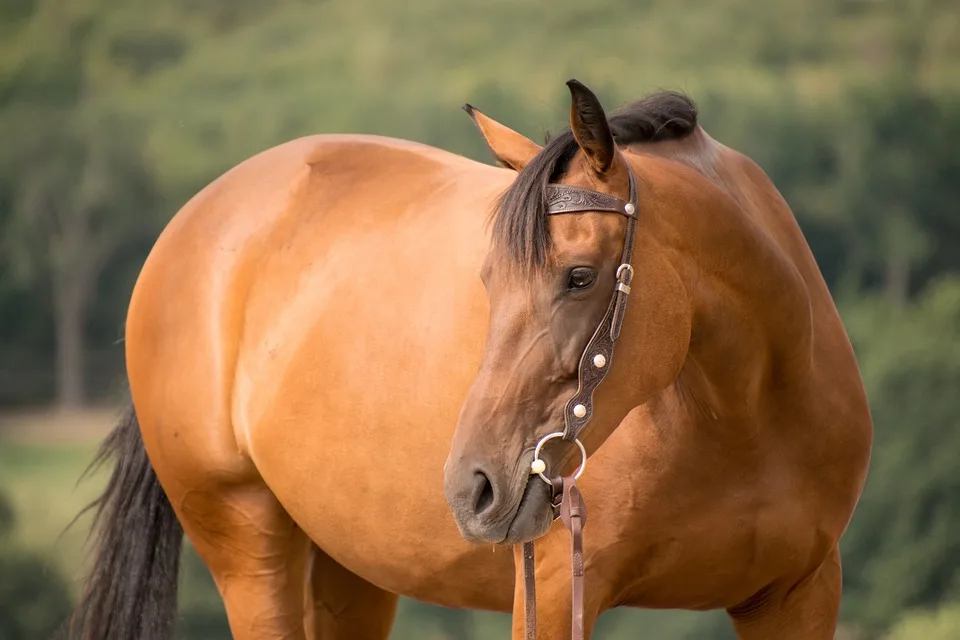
[{"x1": 529, "y1": 431, "x2": 587, "y2": 485}]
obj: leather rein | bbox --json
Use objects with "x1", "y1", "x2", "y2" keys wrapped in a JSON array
[{"x1": 521, "y1": 161, "x2": 639, "y2": 640}]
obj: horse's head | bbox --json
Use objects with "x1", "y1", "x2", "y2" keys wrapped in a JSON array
[{"x1": 444, "y1": 80, "x2": 696, "y2": 544}]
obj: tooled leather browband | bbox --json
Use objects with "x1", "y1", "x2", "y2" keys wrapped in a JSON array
[
  {"x1": 545, "y1": 166, "x2": 640, "y2": 443},
  {"x1": 545, "y1": 184, "x2": 637, "y2": 217}
]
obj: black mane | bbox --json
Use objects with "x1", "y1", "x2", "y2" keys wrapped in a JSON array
[{"x1": 492, "y1": 90, "x2": 699, "y2": 268}]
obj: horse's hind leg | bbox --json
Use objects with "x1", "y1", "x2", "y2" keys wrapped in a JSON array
[
  {"x1": 178, "y1": 479, "x2": 313, "y2": 640},
  {"x1": 726, "y1": 546, "x2": 842, "y2": 640},
  {"x1": 304, "y1": 545, "x2": 399, "y2": 639}
]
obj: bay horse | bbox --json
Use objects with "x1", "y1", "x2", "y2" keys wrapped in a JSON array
[{"x1": 70, "y1": 80, "x2": 872, "y2": 640}]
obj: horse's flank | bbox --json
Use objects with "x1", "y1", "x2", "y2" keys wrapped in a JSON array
[{"x1": 126, "y1": 132, "x2": 520, "y2": 604}]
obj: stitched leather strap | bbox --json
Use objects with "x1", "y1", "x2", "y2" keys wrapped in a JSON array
[
  {"x1": 560, "y1": 478, "x2": 587, "y2": 640},
  {"x1": 521, "y1": 477, "x2": 587, "y2": 640},
  {"x1": 523, "y1": 541, "x2": 537, "y2": 640}
]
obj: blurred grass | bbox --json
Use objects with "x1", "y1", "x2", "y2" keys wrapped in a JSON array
[{"x1": 0, "y1": 409, "x2": 113, "y2": 596}]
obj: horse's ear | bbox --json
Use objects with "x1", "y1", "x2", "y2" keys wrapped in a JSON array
[
  {"x1": 566, "y1": 79, "x2": 615, "y2": 175},
  {"x1": 462, "y1": 104, "x2": 542, "y2": 172}
]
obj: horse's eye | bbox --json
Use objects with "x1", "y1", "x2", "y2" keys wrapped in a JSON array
[{"x1": 568, "y1": 267, "x2": 597, "y2": 290}]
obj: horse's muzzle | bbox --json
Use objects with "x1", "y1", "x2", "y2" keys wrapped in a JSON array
[{"x1": 443, "y1": 461, "x2": 553, "y2": 544}]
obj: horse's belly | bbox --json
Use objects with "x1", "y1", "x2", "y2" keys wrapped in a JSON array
[{"x1": 245, "y1": 347, "x2": 517, "y2": 609}]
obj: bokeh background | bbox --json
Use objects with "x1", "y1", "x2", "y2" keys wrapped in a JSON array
[{"x1": 1, "y1": 0, "x2": 958, "y2": 638}]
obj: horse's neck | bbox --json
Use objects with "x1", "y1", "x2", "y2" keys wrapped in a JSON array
[{"x1": 675, "y1": 186, "x2": 814, "y2": 427}]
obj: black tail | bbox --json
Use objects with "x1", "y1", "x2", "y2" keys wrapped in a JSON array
[{"x1": 68, "y1": 405, "x2": 184, "y2": 640}]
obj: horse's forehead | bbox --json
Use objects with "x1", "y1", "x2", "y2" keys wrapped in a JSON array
[{"x1": 548, "y1": 214, "x2": 621, "y2": 256}]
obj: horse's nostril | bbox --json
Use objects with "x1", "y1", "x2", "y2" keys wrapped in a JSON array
[{"x1": 474, "y1": 470, "x2": 495, "y2": 515}]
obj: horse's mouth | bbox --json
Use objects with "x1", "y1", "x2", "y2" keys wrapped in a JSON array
[{"x1": 499, "y1": 473, "x2": 554, "y2": 545}]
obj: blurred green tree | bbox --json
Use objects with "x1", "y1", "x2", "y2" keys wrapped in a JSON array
[
  {"x1": 888, "y1": 604, "x2": 960, "y2": 640},
  {"x1": 0, "y1": 105, "x2": 161, "y2": 408},
  {"x1": 838, "y1": 277, "x2": 960, "y2": 630}
]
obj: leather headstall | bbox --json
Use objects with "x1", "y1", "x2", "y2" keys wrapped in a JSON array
[
  {"x1": 521, "y1": 159, "x2": 640, "y2": 640},
  {"x1": 545, "y1": 164, "x2": 639, "y2": 444}
]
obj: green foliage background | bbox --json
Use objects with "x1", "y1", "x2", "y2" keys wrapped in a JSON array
[{"x1": 1, "y1": 0, "x2": 959, "y2": 637}]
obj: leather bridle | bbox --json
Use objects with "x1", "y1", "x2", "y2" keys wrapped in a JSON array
[{"x1": 521, "y1": 159, "x2": 639, "y2": 640}]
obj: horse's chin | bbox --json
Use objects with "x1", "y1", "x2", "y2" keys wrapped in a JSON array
[{"x1": 498, "y1": 475, "x2": 555, "y2": 545}]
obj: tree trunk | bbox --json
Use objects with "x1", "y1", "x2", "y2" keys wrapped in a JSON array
[
  {"x1": 52, "y1": 275, "x2": 89, "y2": 410},
  {"x1": 885, "y1": 256, "x2": 910, "y2": 308}
]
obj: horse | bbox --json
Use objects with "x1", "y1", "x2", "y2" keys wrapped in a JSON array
[{"x1": 69, "y1": 79, "x2": 873, "y2": 640}]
